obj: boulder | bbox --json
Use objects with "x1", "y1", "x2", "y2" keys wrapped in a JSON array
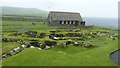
[
  {"x1": 30, "y1": 46, "x2": 35, "y2": 48},
  {"x1": 24, "y1": 42, "x2": 31, "y2": 48},
  {"x1": 40, "y1": 44, "x2": 46, "y2": 49},
  {"x1": 6, "y1": 52, "x2": 12, "y2": 56},
  {"x1": 9, "y1": 32, "x2": 22, "y2": 36},
  {"x1": 39, "y1": 33, "x2": 46, "y2": 38},
  {"x1": 44, "y1": 40, "x2": 57, "y2": 46},
  {"x1": 54, "y1": 34, "x2": 64, "y2": 37},
  {"x1": 2, "y1": 38, "x2": 23, "y2": 43},
  {"x1": 45, "y1": 45, "x2": 51, "y2": 50},
  {"x1": 13, "y1": 47, "x2": 20, "y2": 53},
  {"x1": 76, "y1": 37, "x2": 84, "y2": 40},
  {"x1": 61, "y1": 43, "x2": 67, "y2": 48},
  {"x1": 30, "y1": 41, "x2": 40, "y2": 47},
  {"x1": 66, "y1": 33, "x2": 82, "y2": 37},
  {"x1": 50, "y1": 31, "x2": 56, "y2": 33},
  {"x1": 84, "y1": 42, "x2": 94, "y2": 48},
  {"x1": 73, "y1": 42, "x2": 80, "y2": 46},
  {"x1": 25, "y1": 31, "x2": 37, "y2": 38},
  {"x1": 49, "y1": 35, "x2": 54, "y2": 39},
  {"x1": 22, "y1": 44, "x2": 26, "y2": 48},
  {"x1": 38, "y1": 48, "x2": 42, "y2": 50},
  {"x1": 66, "y1": 39, "x2": 73, "y2": 45},
  {"x1": 2, "y1": 54, "x2": 7, "y2": 59},
  {"x1": 53, "y1": 37, "x2": 59, "y2": 40}
]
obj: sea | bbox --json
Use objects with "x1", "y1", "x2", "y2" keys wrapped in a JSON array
[{"x1": 83, "y1": 17, "x2": 118, "y2": 30}]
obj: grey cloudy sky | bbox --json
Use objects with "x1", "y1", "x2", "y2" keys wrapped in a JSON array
[{"x1": 0, "y1": 0, "x2": 119, "y2": 18}]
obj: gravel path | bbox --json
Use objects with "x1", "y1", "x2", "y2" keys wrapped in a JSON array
[{"x1": 110, "y1": 49, "x2": 120, "y2": 66}]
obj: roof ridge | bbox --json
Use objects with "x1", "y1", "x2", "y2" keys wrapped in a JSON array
[{"x1": 50, "y1": 11, "x2": 79, "y2": 14}]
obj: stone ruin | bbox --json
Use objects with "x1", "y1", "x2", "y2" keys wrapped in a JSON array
[
  {"x1": 9, "y1": 32, "x2": 22, "y2": 36},
  {"x1": 2, "y1": 37, "x2": 23, "y2": 43},
  {"x1": 25, "y1": 31, "x2": 37, "y2": 38}
]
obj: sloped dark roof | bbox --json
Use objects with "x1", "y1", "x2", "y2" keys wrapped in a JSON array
[{"x1": 49, "y1": 11, "x2": 83, "y2": 21}]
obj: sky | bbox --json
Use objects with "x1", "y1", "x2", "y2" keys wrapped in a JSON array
[{"x1": 0, "y1": 0, "x2": 119, "y2": 18}]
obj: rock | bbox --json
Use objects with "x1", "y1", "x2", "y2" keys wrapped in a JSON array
[
  {"x1": 38, "y1": 48, "x2": 42, "y2": 50},
  {"x1": 30, "y1": 46, "x2": 35, "y2": 48},
  {"x1": 66, "y1": 39, "x2": 73, "y2": 45},
  {"x1": 53, "y1": 37, "x2": 59, "y2": 40},
  {"x1": 13, "y1": 47, "x2": 21, "y2": 53},
  {"x1": 30, "y1": 41, "x2": 40, "y2": 47},
  {"x1": 49, "y1": 34, "x2": 60, "y2": 40},
  {"x1": 19, "y1": 48, "x2": 24, "y2": 52},
  {"x1": 44, "y1": 40, "x2": 51, "y2": 46},
  {"x1": 14, "y1": 47, "x2": 20, "y2": 52},
  {"x1": 54, "y1": 34, "x2": 64, "y2": 37},
  {"x1": 40, "y1": 44, "x2": 46, "y2": 49},
  {"x1": 51, "y1": 46, "x2": 55, "y2": 48},
  {"x1": 44, "y1": 40, "x2": 57, "y2": 46},
  {"x1": 50, "y1": 31, "x2": 56, "y2": 33},
  {"x1": 22, "y1": 44, "x2": 26, "y2": 48},
  {"x1": 61, "y1": 43, "x2": 67, "y2": 48},
  {"x1": 6, "y1": 52, "x2": 12, "y2": 56},
  {"x1": 45, "y1": 45, "x2": 51, "y2": 50},
  {"x1": 2, "y1": 38, "x2": 23, "y2": 43},
  {"x1": 76, "y1": 37, "x2": 84, "y2": 40},
  {"x1": 49, "y1": 35, "x2": 54, "y2": 39},
  {"x1": 2, "y1": 54, "x2": 7, "y2": 59},
  {"x1": 8, "y1": 50, "x2": 16, "y2": 56},
  {"x1": 39, "y1": 33, "x2": 46, "y2": 38},
  {"x1": 24, "y1": 42, "x2": 31, "y2": 48},
  {"x1": 84, "y1": 42, "x2": 94, "y2": 48},
  {"x1": 80, "y1": 42, "x2": 85, "y2": 46},
  {"x1": 9, "y1": 32, "x2": 22, "y2": 36},
  {"x1": 66, "y1": 33, "x2": 83, "y2": 37},
  {"x1": 25, "y1": 31, "x2": 37, "y2": 38},
  {"x1": 73, "y1": 42, "x2": 80, "y2": 46}
]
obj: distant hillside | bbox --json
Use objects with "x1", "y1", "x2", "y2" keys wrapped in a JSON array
[{"x1": 2, "y1": 6, "x2": 48, "y2": 18}]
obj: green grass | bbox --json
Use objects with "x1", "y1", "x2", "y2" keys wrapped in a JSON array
[
  {"x1": 2, "y1": 42, "x2": 21, "y2": 54},
  {"x1": 2, "y1": 20, "x2": 52, "y2": 32},
  {"x1": 2, "y1": 39, "x2": 118, "y2": 66},
  {"x1": 2, "y1": 20, "x2": 119, "y2": 66}
]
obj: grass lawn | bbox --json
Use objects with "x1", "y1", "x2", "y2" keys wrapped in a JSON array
[
  {"x1": 2, "y1": 20, "x2": 119, "y2": 66},
  {"x1": 2, "y1": 42, "x2": 21, "y2": 54}
]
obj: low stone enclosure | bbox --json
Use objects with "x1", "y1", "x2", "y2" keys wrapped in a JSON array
[
  {"x1": 2, "y1": 39, "x2": 96, "y2": 59},
  {"x1": 2, "y1": 29, "x2": 119, "y2": 60}
]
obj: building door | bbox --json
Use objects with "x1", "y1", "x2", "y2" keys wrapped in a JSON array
[{"x1": 75, "y1": 21, "x2": 79, "y2": 26}]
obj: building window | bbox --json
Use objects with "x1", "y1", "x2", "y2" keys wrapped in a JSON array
[
  {"x1": 68, "y1": 21, "x2": 70, "y2": 24},
  {"x1": 64, "y1": 21, "x2": 66, "y2": 24},
  {"x1": 81, "y1": 21, "x2": 85, "y2": 26},
  {"x1": 60, "y1": 21, "x2": 62, "y2": 24},
  {"x1": 71, "y1": 21, "x2": 74, "y2": 24}
]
